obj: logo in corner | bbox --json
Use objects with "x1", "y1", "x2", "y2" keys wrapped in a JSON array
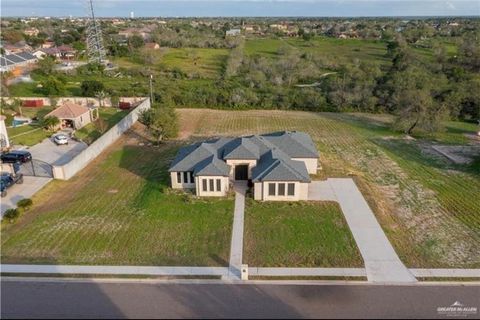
[{"x1": 437, "y1": 301, "x2": 477, "y2": 317}]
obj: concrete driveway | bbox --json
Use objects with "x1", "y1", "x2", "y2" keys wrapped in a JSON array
[
  {"x1": 308, "y1": 179, "x2": 416, "y2": 283},
  {"x1": 1, "y1": 136, "x2": 87, "y2": 217},
  {"x1": 26, "y1": 136, "x2": 88, "y2": 166}
]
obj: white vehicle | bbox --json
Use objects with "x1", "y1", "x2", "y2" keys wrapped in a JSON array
[{"x1": 53, "y1": 134, "x2": 69, "y2": 145}]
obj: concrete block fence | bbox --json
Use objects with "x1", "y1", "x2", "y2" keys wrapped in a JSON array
[{"x1": 52, "y1": 98, "x2": 151, "y2": 180}]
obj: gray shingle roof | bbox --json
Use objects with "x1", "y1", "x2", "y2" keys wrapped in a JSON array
[
  {"x1": 223, "y1": 137, "x2": 260, "y2": 160},
  {"x1": 251, "y1": 148, "x2": 310, "y2": 182},
  {"x1": 169, "y1": 131, "x2": 318, "y2": 182},
  {"x1": 261, "y1": 131, "x2": 319, "y2": 158}
]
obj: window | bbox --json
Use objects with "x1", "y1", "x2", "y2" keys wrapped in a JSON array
[
  {"x1": 278, "y1": 183, "x2": 285, "y2": 196},
  {"x1": 202, "y1": 179, "x2": 207, "y2": 192},
  {"x1": 216, "y1": 179, "x2": 221, "y2": 192},
  {"x1": 183, "y1": 172, "x2": 189, "y2": 183},
  {"x1": 177, "y1": 172, "x2": 182, "y2": 183},
  {"x1": 189, "y1": 172, "x2": 195, "y2": 183},
  {"x1": 209, "y1": 179, "x2": 214, "y2": 192},
  {"x1": 268, "y1": 183, "x2": 276, "y2": 196},
  {"x1": 288, "y1": 183, "x2": 295, "y2": 196}
]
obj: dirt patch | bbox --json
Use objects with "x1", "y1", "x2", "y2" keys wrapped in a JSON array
[
  {"x1": 177, "y1": 109, "x2": 206, "y2": 140},
  {"x1": 431, "y1": 145, "x2": 480, "y2": 164}
]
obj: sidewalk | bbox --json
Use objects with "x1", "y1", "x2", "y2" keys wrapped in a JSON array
[{"x1": 228, "y1": 182, "x2": 247, "y2": 279}]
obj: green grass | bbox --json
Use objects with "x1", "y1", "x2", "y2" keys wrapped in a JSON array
[
  {"x1": 7, "y1": 125, "x2": 50, "y2": 146},
  {"x1": 1, "y1": 141, "x2": 234, "y2": 266},
  {"x1": 159, "y1": 48, "x2": 229, "y2": 79},
  {"x1": 181, "y1": 108, "x2": 480, "y2": 268},
  {"x1": 75, "y1": 108, "x2": 130, "y2": 144},
  {"x1": 244, "y1": 200, "x2": 363, "y2": 267}
]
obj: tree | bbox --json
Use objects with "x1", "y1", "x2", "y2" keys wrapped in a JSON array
[
  {"x1": 81, "y1": 80, "x2": 105, "y2": 97},
  {"x1": 128, "y1": 34, "x2": 144, "y2": 50},
  {"x1": 139, "y1": 107, "x2": 178, "y2": 144},
  {"x1": 42, "y1": 116, "x2": 60, "y2": 132},
  {"x1": 37, "y1": 55, "x2": 56, "y2": 74},
  {"x1": 95, "y1": 90, "x2": 107, "y2": 107},
  {"x1": 41, "y1": 76, "x2": 66, "y2": 96},
  {"x1": 389, "y1": 66, "x2": 446, "y2": 134}
]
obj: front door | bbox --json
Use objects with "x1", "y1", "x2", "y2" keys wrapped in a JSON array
[{"x1": 234, "y1": 165, "x2": 249, "y2": 180}]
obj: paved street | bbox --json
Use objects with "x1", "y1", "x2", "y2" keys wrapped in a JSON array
[{"x1": 2, "y1": 278, "x2": 479, "y2": 319}]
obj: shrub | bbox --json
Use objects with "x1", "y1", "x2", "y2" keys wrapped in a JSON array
[
  {"x1": 17, "y1": 198, "x2": 33, "y2": 211},
  {"x1": 3, "y1": 208, "x2": 19, "y2": 222}
]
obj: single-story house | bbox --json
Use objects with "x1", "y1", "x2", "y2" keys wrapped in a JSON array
[
  {"x1": 225, "y1": 29, "x2": 241, "y2": 37},
  {"x1": 169, "y1": 131, "x2": 319, "y2": 201},
  {"x1": 45, "y1": 102, "x2": 98, "y2": 130}
]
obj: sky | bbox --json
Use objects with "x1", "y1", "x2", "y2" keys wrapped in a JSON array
[{"x1": 1, "y1": 0, "x2": 479, "y2": 17}]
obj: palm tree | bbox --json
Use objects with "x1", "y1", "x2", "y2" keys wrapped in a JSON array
[{"x1": 42, "y1": 116, "x2": 60, "y2": 132}]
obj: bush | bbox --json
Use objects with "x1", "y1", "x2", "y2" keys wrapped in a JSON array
[
  {"x1": 17, "y1": 198, "x2": 33, "y2": 211},
  {"x1": 3, "y1": 208, "x2": 19, "y2": 222}
]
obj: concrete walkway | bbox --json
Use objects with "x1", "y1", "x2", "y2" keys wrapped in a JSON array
[
  {"x1": 1, "y1": 176, "x2": 52, "y2": 216},
  {"x1": 410, "y1": 269, "x2": 480, "y2": 278},
  {"x1": 250, "y1": 268, "x2": 367, "y2": 278},
  {"x1": 309, "y1": 178, "x2": 417, "y2": 283},
  {"x1": 0, "y1": 265, "x2": 229, "y2": 277},
  {"x1": 228, "y1": 182, "x2": 248, "y2": 279}
]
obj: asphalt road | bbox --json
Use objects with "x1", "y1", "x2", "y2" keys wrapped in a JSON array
[{"x1": 1, "y1": 279, "x2": 479, "y2": 319}]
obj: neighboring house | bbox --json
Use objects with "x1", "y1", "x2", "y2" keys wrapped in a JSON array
[
  {"x1": 45, "y1": 102, "x2": 97, "y2": 130},
  {"x1": 3, "y1": 42, "x2": 32, "y2": 54},
  {"x1": 169, "y1": 131, "x2": 319, "y2": 201},
  {"x1": 42, "y1": 40, "x2": 55, "y2": 49},
  {"x1": 57, "y1": 45, "x2": 76, "y2": 60},
  {"x1": 24, "y1": 27, "x2": 39, "y2": 37},
  {"x1": 0, "y1": 51, "x2": 37, "y2": 73},
  {"x1": 226, "y1": 29, "x2": 241, "y2": 36},
  {"x1": 145, "y1": 42, "x2": 160, "y2": 50}
]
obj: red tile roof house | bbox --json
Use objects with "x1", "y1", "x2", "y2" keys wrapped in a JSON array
[{"x1": 45, "y1": 102, "x2": 98, "y2": 130}]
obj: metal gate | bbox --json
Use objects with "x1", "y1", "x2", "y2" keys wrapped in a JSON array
[{"x1": 19, "y1": 159, "x2": 53, "y2": 178}]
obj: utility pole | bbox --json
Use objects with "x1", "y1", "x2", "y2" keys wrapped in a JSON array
[{"x1": 149, "y1": 74, "x2": 154, "y2": 104}]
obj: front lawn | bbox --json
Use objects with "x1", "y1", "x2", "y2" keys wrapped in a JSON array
[
  {"x1": 243, "y1": 199, "x2": 363, "y2": 267},
  {"x1": 1, "y1": 136, "x2": 234, "y2": 266}
]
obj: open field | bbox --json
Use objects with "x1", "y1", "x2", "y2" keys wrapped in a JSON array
[
  {"x1": 244, "y1": 200, "x2": 363, "y2": 267},
  {"x1": 159, "y1": 48, "x2": 229, "y2": 79},
  {"x1": 1, "y1": 128, "x2": 234, "y2": 266},
  {"x1": 245, "y1": 37, "x2": 390, "y2": 65},
  {"x1": 179, "y1": 108, "x2": 480, "y2": 268}
]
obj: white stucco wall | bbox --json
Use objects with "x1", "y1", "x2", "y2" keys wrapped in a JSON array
[
  {"x1": 195, "y1": 176, "x2": 229, "y2": 197},
  {"x1": 225, "y1": 159, "x2": 257, "y2": 179},
  {"x1": 292, "y1": 158, "x2": 318, "y2": 174},
  {"x1": 254, "y1": 182, "x2": 263, "y2": 200},
  {"x1": 170, "y1": 171, "x2": 196, "y2": 189},
  {"x1": 72, "y1": 111, "x2": 92, "y2": 129},
  {"x1": 260, "y1": 181, "x2": 309, "y2": 201},
  {"x1": 52, "y1": 99, "x2": 151, "y2": 180}
]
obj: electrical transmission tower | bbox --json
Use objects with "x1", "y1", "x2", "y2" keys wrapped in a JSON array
[{"x1": 86, "y1": 0, "x2": 106, "y2": 64}]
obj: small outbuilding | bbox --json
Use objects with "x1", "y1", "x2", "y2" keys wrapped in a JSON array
[{"x1": 45, "y1": 102, "x2": 98, "y2": 130}]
